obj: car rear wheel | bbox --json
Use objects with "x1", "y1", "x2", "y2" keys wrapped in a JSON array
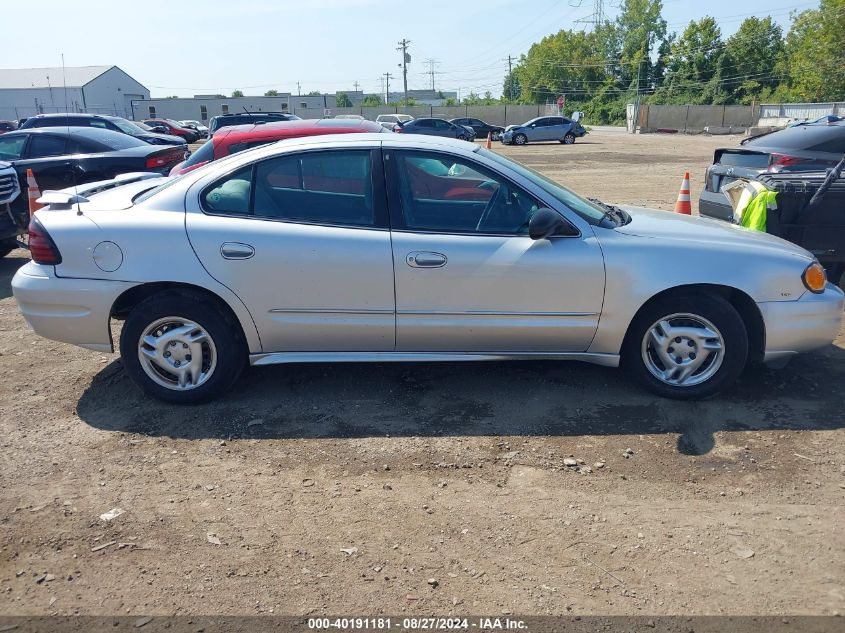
[
  {"x1": 622, "y1": 292, "x2": 748, "y2": 399},
  {"x1": 561, "y1": 133, "x2": 576, "y2": 144},
  {"x1": 514, "y1": 133, "x2": 527, "y2": 145},
  {"x1": 120, "y1": 291, "x2": 245, "y2": 404},
  {"x1": 0, "y1": 239, "x2": 18, "y2": 258}
]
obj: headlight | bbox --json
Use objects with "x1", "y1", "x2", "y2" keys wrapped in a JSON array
[{"x1": 802, "y1": 261, "x2": 827, "y2": 293}]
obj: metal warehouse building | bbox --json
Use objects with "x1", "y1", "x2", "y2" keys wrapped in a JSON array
[{"x1": 0, "y1": 65, "x2": 150, "y2": 121}]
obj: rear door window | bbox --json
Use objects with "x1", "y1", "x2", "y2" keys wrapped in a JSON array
[
  {"x1": 253, "y1": 150, "x2": 375, "y2": 226},
  {"x1": 27, "y1": 135, "x2": 68, "y2": 158}
]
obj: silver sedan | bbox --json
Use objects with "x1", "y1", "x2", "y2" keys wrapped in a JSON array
[{"x1": 12, "y1": 134, "x2": 844, "y2": 404}]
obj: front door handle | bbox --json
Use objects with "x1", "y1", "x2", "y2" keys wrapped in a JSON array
[
  {"x1": 220, "y1": 242, "x2": 255, "y2": 260},
  {"x1": 406, "y1": 251, "x2": 447, "y2": 268}
]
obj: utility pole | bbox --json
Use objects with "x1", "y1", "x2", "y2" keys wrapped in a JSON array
[
  {"x1": 297, "y1": 81, "x2": 301, "y2": 96},
  {"x1": 353, "y1": 80, "x2": 360, "y2": 93},
  {"x1": 397, "y1": 38, "x2": 411, "y2": 104},
  {"x1": 505, "y1": 55, "x2": 515, "y2": 101},
  {"x1": 424, "y1": 58, "x2": 441, "y2": 92},
  {"x1": 383, "y1": 72, "x2": 394, "y2": 104}
]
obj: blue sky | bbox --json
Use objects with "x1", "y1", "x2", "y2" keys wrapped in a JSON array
[{"x1": 2, "y1": 0, "x2": 817, "y2": 98}]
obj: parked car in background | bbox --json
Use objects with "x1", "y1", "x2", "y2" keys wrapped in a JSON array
[
  {"x1": 0, "y1": 160, "x2": 22, "y2": 256},
  {"x1": 20, "y1": 113, "x2": 187, "y2": 148},
  {"x1": 142, "y1": 119, "x2": 200, "y2": 143},
  {"x1": 0, "y1": 127, "x2": 187, "y2": 254},
  {"x1": 699, "y1": 121, "x2": 845, "y2": 221},
  {"x1": 170, "y1": 118, "x2": 387, "y2": 176},
  {"x1": 207, "y1": 112, "x2": 300, "y2": 135},
  {"x1": 12, "y1": 134, "x2": 843, "y2": 404},
  {"x1": 394, "y1": 118, "x2": 472, "y2": 140},
  {"x1": 501, "y1": 116, "x2": 587, "y2": 145},
  {"x1": 179, "y1": 120, "x2": 209, "y2": 138},
  {"x1": 0, "y1": 121, "x2": 17, "y2": 134},
  {"x1": 376, "y1": 114, "x2": 414, "y2": 130},
  {"x1": 335, "y1": 114, "x2": 365, "y2": 120},
  {"x1": 450, "y1": 117, "x2": 504, "y2": 141}
]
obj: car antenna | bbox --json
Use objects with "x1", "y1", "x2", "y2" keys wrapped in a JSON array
[
  {"x1": 242, "y1": 107, "x2": 254, "y2": 121},
  {"x1": 61, "y1": 53, "x2": 82, "y2": 215}
]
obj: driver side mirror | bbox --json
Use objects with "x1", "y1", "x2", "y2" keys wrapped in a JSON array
[{"x1": 529, "y1": 208, "x2": 568, "y2": 240}]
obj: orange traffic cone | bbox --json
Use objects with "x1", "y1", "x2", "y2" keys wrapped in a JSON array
[
  {"x1": 26, "y1": 169, "x2": 43, "y2": 216},
  {"x1": 674, "y1": 171, "x2": 692, "y2": 215},
  {"x1": 485, "y1": 131, "x2": 492, "y2": 149}
]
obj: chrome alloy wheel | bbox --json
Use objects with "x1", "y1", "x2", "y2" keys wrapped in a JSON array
[
  {"x1": 138, "y1": 316, "x2": 217, "y2": 391},
  {"x1": 641, "y1": 313, "x2": 724, "y2": 387}
]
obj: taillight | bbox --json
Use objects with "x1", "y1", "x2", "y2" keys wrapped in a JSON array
[
  {"x1": 393, "y1": 125, "x2": 402, "y2": 133},
  {"x1": 768, "y1": 153, "x2": 813, "y2": 171},
  {"x1": 146, "y1": 151, "x2": 181, "y2": 169},
  {"x1": 28, "y1": 216, "x2": 62, "y2": 265}
]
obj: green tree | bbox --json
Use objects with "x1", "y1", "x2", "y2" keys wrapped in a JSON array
[
  {"x1": 719, "y1": 17, "x2": 784, "y2": 103},
  {"x1": 231, "y1": 90, "x2": 244, "y2": 98},
  {"x1": 360, "y1": 95, "x2": 383, "y2": 107},
  {"x1": 657, "y1": 17, "x2": 723, "y2": 103},
  {"x1": 615, "y1": 0, "x2": 668, "y2": 90},
  {"x1": 443, "y1": 97, "x2": 459, "y2": 106},
  {"x1": 502, "y1": 72, "x2": 521, "y2": 102},
  {"x1": 783, "y1": 0, "x2": 845, "y2": 101},
  {"x1": 336, "y1": 92, "x2": 353, "y2": 107},
  {"x1": 264, "y1": 89, "x2": 279, "y2": 97},
  {"x1": 306, "y1": 91, "x2": 322, "y2": 96}
]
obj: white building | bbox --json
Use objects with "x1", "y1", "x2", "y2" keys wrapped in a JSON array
[
  {"x1": 134, "y1": 94, "x2": 340, "y2": 123},
  {"x1": 0, "y1": 65, "x2": 149, "y2": 121}
]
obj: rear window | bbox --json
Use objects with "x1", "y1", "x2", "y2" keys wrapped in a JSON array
[
  {"x1": 73, "y1": 128, "x2": 148, "y2": 151},
  {"x1": 182, "y1": 140, "x2": 215, "y2": 168},
  {"x1": 717, "y1": 151, "x2": 770, "y2": 168},
  {"x1": 746, "y1": 125, "x2": 845, "y2": 153}
]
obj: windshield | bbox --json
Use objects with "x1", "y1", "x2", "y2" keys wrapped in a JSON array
[
  {"x1": 111, "y1": 118, "x2": 147, "y2": 135},
  {"x1": 477, "y1": 147, "x2": 607, "y2": 224}
]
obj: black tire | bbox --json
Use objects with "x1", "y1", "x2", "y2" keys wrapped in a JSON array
[
  {"x1": 120, "y1": 291, "x2": 246, "y2": 404},
  {"x1": 622, "y1": 291, "x2": 748, "y2": 400},
  {"x1": 0, "y1": 239, "x2": 18, "y2": 258},
  {"x1": 561, "y1": 132, "x2": 576, "y2": 144},
  {"x1": 513, "y1": 133, "x2": 528, "y2": 145}
]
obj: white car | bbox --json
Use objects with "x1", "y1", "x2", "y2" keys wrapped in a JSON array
[
  {"x1": 376, "y1": 114, "x2": 414, "y2": 130},
  {"x1": 12, "y1": 134, "x2": 844, "y2": 404},
  {"x1": 179, "y1": 120, "x2": 209, "y2": 137}
]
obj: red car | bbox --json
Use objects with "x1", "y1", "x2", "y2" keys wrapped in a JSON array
[
  {"x1": 143, "y1": 119, "x2": 199, "y2": 143},
  {"x1": 169, "y1": 118, "x2": 387, "y2": 176}
]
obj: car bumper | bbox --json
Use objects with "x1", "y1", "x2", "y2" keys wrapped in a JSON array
[
  {"x1": 759, "y1": 284, "x2": 845, "y2": 363},
  {"x1": 12, "y1": 261, "x2": 136, "y2": 352}
]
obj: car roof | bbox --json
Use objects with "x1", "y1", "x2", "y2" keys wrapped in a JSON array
[
  {"x1": 214, "y1": 118, "x2": 384, "y2": 143},
  {"x1": 7, "y1": 126, "x2": 126, "y2": 138},
  {"x1": 27, "y1": 112, "x2": 115, "y2": 120}
]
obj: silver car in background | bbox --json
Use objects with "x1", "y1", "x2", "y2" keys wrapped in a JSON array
[
  {"x1": 502, "y1": 115, "x2": 587, "y2": 145},
  {"x1": 12, "y1": 134, "x2": 844, "y2": 404}
]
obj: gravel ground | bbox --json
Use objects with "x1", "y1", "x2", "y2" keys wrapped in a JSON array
[{"x1": 0, "y1": 130, "x2": 843, "y2": 617}]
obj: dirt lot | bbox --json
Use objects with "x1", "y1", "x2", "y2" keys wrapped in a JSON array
[{"x1": 1, "y1": 130, "x2": 843, "y2": 617}]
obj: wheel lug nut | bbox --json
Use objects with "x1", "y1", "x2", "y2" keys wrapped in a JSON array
[
  {"x1": 675, "y1": 357, "x2": 683, "y2": 363},
  {"x1": 182, "y1": 343, "x2": 188, "y2": 349},
  {"x1": 674, "y1": 337, "x2": 682, "y2": 343},
  {"x1": 174, "y1": 361, "x2": 181, "y2": 367},
  {"x1": 164, "y1": 351, "x2": 171, "y2": 358},
  {"x1": 186, "y1": 355, "x2": 192, "y2": 361},
  {"x1": 688, "y1": 341, "x2": 694, "y2": 347},
  {"x1": 668, "y1": 347, "x2": 675, "y2": 354},
  {"x1": 689, "y1": 353, "x2": 697, "y2": 360}
]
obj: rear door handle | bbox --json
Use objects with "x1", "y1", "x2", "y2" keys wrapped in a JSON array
[
  {"x1": 406, "y1": 251, "x2": 447, "y2": 268},
  {"x1": 220, "y1": 242, "x2": 255, "y2": 260}
]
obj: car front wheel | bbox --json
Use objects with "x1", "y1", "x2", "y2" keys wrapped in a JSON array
[
  {"x1": 120, "y1": 291, "x2": 245, "y2": 404},
  {"x1": 622, "y1": 292, "x2": 748, "y2": 399},
  {"x1": 513, "y1": 133, "x2": 527, "y2": 145}
]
